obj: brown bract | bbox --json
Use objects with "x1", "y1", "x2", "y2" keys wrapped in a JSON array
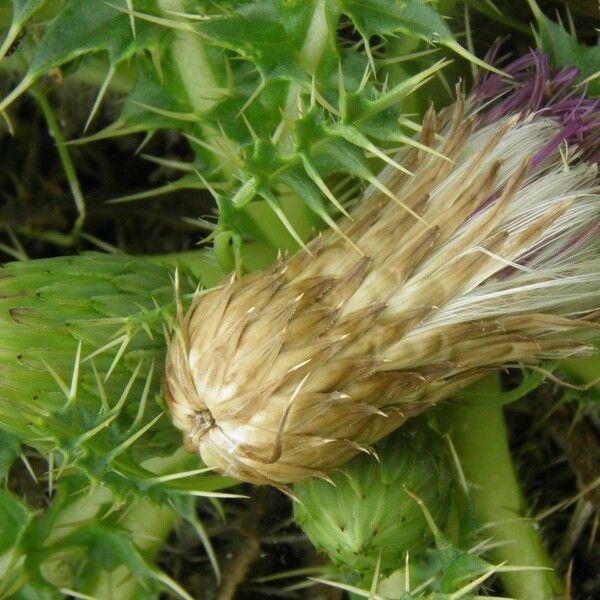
[{"x1": 165, "y1": 99, "x2": 600, "y2": 487}]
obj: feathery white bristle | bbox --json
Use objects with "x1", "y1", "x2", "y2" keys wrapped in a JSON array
[{"x1": 385, "y1": 117, "x2": 600, "y2": 333}]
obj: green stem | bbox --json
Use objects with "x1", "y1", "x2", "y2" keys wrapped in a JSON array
[
  {"x1": 156, "y1": 0, "x2": 236, "y2": 178},
  {"x1": 149, "y1": 240, "x2": 280, "y2": 283},
  {"x1": 275, "y1": 0, "x2": 340, "y2": 150},
  {"x1": 91, "y1": 500, "x2": 176, "y2": 598},
  {"x1": 560, "y1": 355, "x2": 600, "y2": 394},
  {"x1": 149, "y1": 248, "x2": 225, "y2": 286},
  {"x1": 445, "y1": 374, "x2": 564, "y2": 600},
  {"x1": 300, "y1": 0, "x2": 334, "y2": 74},
  {"x1": 31, "y1": 87, "x2": 87, "y2": 235},
  {"x1": 156, "y1": 0, "x2": 221, "y2": 113},
  {"x1": 46, "y1": 451, "x2": 200, "y2": 599}
]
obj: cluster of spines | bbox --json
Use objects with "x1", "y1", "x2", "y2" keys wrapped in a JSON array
[{"x1": 0, "y1": 0, "x2": 486, "y2": 272}]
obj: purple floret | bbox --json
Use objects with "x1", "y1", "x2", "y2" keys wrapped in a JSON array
[
  {"x1": 474, "y1": 50, "x2": 600, "y2": 164},
  {"x1": 467, "y1": 49, "x2": 600, "y2": 277}
]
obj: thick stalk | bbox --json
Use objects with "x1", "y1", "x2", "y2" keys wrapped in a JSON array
[
  {"x1": 275, "y1": 0, "x2": 340, "y2": 151},
  {"x1": 156, "y1": 0, "x2": 235, "y2": 177},
  {"x1": 150, "y1": 240, "x2": 283, "y2": 283},
  {"x1": 90, "y1": 451, "x2": 197, "y2": 598},
  {"x1": 47, "y1": 450, "x2": 200, "y2": 599},
  {"x1": 149, "y1": 248, "x2": 225, "y2": 286},
  {"x1": 156, "y1": 0, "x2": 220, "y2": 113},
  {"x1": 560, "y1": 355, "x2": 600, "y2": 394},
  {"x1": 445, "y1": 374, "x2": 564, "y2": 600},
  {"x1": 91, "y1": 500, "x2": 177, "y2": 598},
  {"x1": 43, "y1": 486, "x2": 177, "y2": 599}
]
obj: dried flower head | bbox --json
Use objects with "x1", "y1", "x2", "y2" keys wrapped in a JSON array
[{"x1": 165, "y1": 52, "x2": 600, "y2": 487}]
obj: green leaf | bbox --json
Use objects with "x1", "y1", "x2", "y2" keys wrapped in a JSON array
[
  {"x1": 205, "y1": 80, "x2": 289, "y2": 147},
  {"x1": 0, "y1": 0, "x2": 49, "y2": 60},
  {"x1": 8, "y1": 0, "x2": 48, "y2": 28},
  {"x1": 200, "y1": 19, "x2": 300, "y2": 80},
  {"x1": 52, "y1": 523, "x2": 193, "y2": 599},
  {"x1": 29, "y1": 0, "x2": 158, "y2": 71},
  {"x1": 340, "y1": 0, "x2": 451, "y2": 40},
  {"x1": 196, "y1": 0, "x2": 329, "y2": 81},
  {"x1": 340, "y1": 0, "x2": 504, "y2": 75},
  {"x1": 0, "y1": 0, "x2": 162, "y2": 112},
  {"x1": 119, "y1": 51, "x2": 199, "y2": 129},
  {"x1": 0, "y1": 489, "x2": 31, "y2": 554},
  {"x1": 528, "y1": 0, "x2": 600, "y2": 95},
  {"x1": 439, "y1": 549, "x2": 492, "y2": 592},
  {"x1": 0, "y1": 430, "x2": 20, "y2": 481}
]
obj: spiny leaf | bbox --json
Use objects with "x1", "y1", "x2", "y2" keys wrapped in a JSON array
[
  {"x1": 0, "y1": 0, "x2": 48, "y2": 60},
  {"x1": 0, "y1": 0, "x2": 161, "y2": 113},
  {"x1": 528, "y1": 0, "x2": 600, "y2": 96},
  {"x1": 339, "y1": 0, "x2": 505, "y2": 75},
  {"x1": 195, "y1": 0, "x2": 337, "y2": 82}
]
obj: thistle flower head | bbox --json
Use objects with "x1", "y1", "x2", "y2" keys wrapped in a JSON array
[{"x1": 165, "y1": 51, "x2": 600, "y2": 487}]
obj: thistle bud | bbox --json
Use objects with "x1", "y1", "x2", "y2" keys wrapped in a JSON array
[
  {"x1": 293, "y1": 419, "x2": 451, "y2": 576},
  {"x1": 0, "y1": 254, "x2": 178, "y2": 449},
  {"x1": 165, "y1": 52, "x2": 600, "y2": 486}
]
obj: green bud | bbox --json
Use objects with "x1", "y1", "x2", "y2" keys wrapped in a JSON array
[
  {"x1": 293, "y1": 419, "x2": 452, "y2": 577},
  {"x1": 0, "y1": 253, "x2": 183, "y2": 457}
]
